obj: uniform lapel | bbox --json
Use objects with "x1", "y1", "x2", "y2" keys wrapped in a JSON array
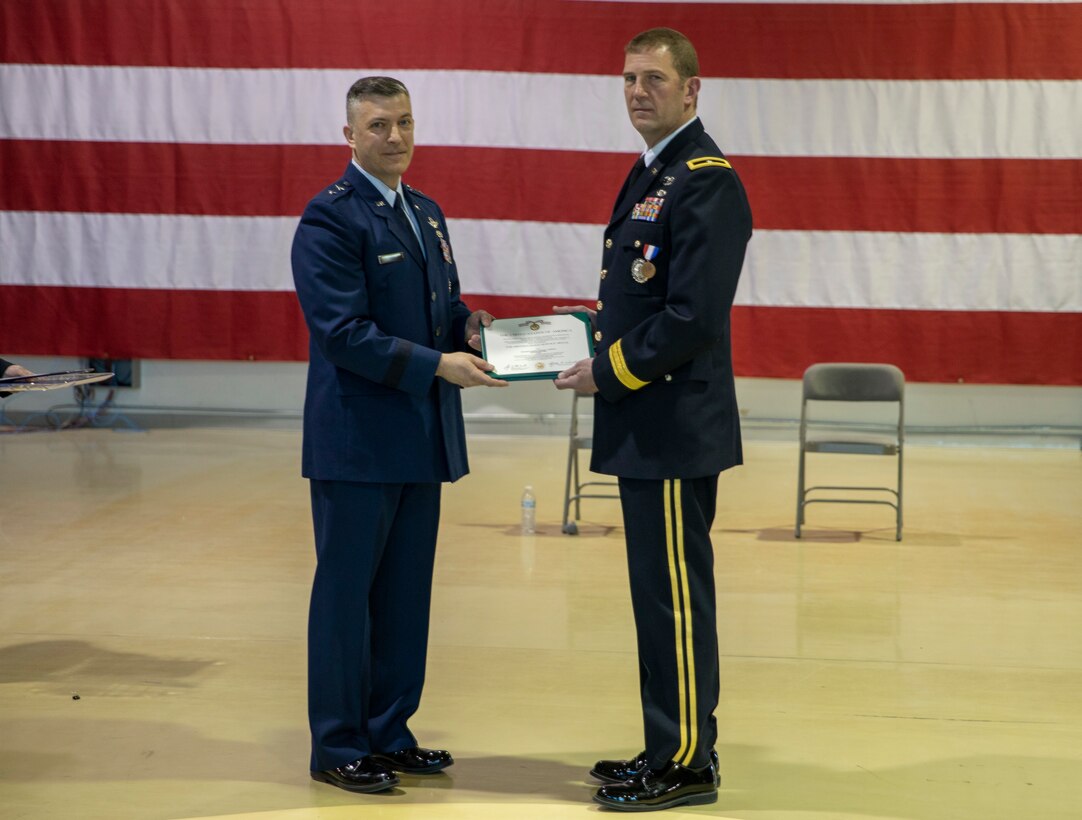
[
  {"x1": 390, "y1": 192, "x2": 426, "y2": 268},
  {"x1": 611, "y1": 159, "x2": 657, "y2": 224},
  {"x1": 409, "y1": 192, "x2": 445, "y2": 296},
  {"x1": 344, "y1": 164, "x2": 426, "y2": 268}
]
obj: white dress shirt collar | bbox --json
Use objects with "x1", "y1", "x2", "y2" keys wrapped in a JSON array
[
  {"x1": 352, "y1": 158, "x2": 407, "y2": 206},
  {"x1": 643, "y1": 116, "x2": 699, "y2": 168}
]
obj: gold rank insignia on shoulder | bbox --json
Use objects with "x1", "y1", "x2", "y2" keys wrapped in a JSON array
[{"x1": 686, "y1": 156, "x2": 732, "y2": 171}]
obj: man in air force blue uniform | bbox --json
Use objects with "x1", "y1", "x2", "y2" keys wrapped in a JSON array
[
  {"x1": 291, "y1": 76, "x2": 506, "y2": 795},
  {"x1": 556, "y1": 29, "x2": 752, "y2": 812}
]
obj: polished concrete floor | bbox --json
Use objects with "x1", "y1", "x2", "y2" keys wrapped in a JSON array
[{"x1": 1, "y1": 428, "x2": 1080, "y2": 820}]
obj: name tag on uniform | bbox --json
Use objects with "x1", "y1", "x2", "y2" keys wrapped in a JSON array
[{"x1": 378, "y1": 252, "x2": 405, "y2": 265}]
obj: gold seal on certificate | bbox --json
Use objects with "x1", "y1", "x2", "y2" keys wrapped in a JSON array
[{"x1": 480, "y1": 313, "x2": 596, "y2": 381}]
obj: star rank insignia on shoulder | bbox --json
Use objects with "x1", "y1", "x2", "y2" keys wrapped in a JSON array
[
  {"x1": 686, "y1": 156, "x2": 732, "y2": 171},
  {"x1": 325, "y1": 179, "x2": 352, "y2": 197}
]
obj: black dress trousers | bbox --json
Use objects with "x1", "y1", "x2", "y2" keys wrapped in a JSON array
[{"x1": 618, "y1": 474, "x2": 720, "y2": 771}]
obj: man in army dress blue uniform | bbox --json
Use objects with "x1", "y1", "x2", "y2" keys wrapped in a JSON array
[{"x1": 555, "y1": 28, "x2": 753, "y2": 811}]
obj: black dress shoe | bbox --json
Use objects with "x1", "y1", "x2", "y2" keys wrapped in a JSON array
[
  {"x1": 591, "y1": 751, "x2": 649, "y2": 783},
  {"x1": 591, "y1": 749, "x2": 720, "y2": 786},
  {"x1": 370, "y1": 746, "x2": 454, "y2": 774},
  {"x1": 311, "y1": 757, "x2": 399, "y2": 793},
  {"x1": 594, "y1": 761, "x2": 717, "y2": 811}
]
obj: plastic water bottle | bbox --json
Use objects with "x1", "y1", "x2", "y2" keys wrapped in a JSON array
[{"x1": 521, "y1": 485, "x2": 536, "y2": 535}]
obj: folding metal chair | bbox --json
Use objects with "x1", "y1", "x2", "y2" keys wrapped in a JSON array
[
  {"x1": 795, "y1": 363, "x2": 905, "y2": 540},
  {"x1": 561, "y1": 392, "x2": 618, "y2": 534}
]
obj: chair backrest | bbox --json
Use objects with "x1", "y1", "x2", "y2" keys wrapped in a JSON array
[{"x1": 803, "y1": 363, "x2": 904, "y2": 403}]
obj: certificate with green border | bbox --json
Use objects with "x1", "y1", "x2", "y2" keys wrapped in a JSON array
[{"x1": 480, "y1": 313, "x2": 595, "y2": 381}]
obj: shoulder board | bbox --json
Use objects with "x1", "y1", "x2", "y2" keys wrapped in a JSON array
[
  {"x1": 404, "y1": 183, "x2": 431, "y2": 200},
  {"x1": 686, "y1": 156, "x2": 732, "y2": 171}
]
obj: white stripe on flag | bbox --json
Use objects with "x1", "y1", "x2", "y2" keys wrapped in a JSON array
[
  {"x1": 3, "y1": 211, "x2": 1079, "y2": 312},
  {"x1": 2, "y1": 64, "x2": 1080, "y2": 158},
  {"x1": 742, "y1": 230, "x2": 1082, "y2": 313}
]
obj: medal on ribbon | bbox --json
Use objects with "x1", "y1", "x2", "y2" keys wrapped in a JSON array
[{"x1": 631, "y1": 244, "x2": 660, "y2": 283}]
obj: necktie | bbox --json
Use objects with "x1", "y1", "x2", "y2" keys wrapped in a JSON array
[
  {"x1": 613, "y1": 157, "x2": 648, "y2": 218},
  {"x1": 394, "y1": 192, "x2": 423, "y2": 258}
]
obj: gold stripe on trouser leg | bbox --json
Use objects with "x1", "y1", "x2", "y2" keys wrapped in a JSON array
[{"x1": 664, "y1": 479, "x2": 698, "y2": 766}]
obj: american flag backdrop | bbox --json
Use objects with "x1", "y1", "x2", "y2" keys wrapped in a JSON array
[{"x1": 1, "y1": 0, "x2": 1079, "y2": 385}]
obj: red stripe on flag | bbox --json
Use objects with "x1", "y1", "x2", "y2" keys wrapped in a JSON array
[
  {"x1": 0, "y1": 286, "x2": 309, "y2": 362},
  {"x1": 0, "y1": 141, "x2": 344, "y2": 222},
  {"x1": 3, "y1": 1, "x2": 1080, "y2": 79},
  {"x1": 2, "y1": 286, "x2": 1078, "y2": 385},
  {"x1": 732, "y1": 306, "x2": 1082, "y2": 386},
  {"x1": 5, "y1": 140, "x2": 1080, "y2": 234}
]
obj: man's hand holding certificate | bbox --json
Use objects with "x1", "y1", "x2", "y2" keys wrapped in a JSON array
[{"x1": 480, "y1": 313, "x2": 595, "y2": 381}]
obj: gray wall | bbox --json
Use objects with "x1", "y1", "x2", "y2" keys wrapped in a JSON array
[{"x1": 4, "y1": 355, "x2": 1080, "y2": 446}]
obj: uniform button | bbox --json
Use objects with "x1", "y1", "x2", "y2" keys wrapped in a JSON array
[
  {"x1": 664, "y1": 374, "x2": 672, "y2": 381},
  {"x1": 594, "y1": 331, "x2": 602, "y2": 342},
  {"x1": 435, "y1": 326, "x2": 443, "y2": 337},
  {"x1": 633, "y1": 240, "x2": 642, "y2": 248},
  {"x1": 431, "y1": 291, "x2": 437, "y2": 301},
  {"x1": 605, "y1": 238, "x2": 613, "y2": 248},
  {"x1": 600, "y1": 269, "x2": 607, "y2": 280},
  {"x1": 596, "y1": 300, "x2": 603, "y2": 311}
]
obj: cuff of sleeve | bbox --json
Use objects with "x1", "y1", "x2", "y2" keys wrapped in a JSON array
[
  {"x1": 594, "y1": 339, "x2": 650, "y2": 401},
  {"x1": 609, "y1": 338, "x2": 650, "y2": 391},
  {"x1": 388, "y1": 340, "x2": 442, "y2": 397}
]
